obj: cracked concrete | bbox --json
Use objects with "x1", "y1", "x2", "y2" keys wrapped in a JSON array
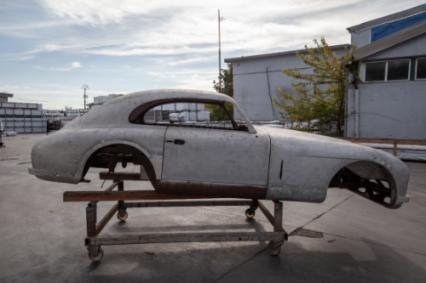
[{"x1": 1, "y1": 134, "x2": 425, "y2": 282}]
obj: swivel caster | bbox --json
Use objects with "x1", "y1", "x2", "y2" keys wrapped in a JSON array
[
  {"x1": 245, "y1": 208, "x2": 256, "y2": 219},
  {"x1": 117, "y1": 210, "x2": 128, "y2": 222},
  {"x1": 88, "y1": 246, "x2": 104, "y2": 262},
  {"x1": 268, "y1": 240, "x2": 283, "y2": 256}
]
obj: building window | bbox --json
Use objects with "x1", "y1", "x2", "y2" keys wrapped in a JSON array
[
  {"x1": 364, "y1": 59, "x2": 410, "y2": 82},
  {"x1": 365, "y1": 61, "x2": 386, "y2": 81},
  {"x1": 416, "y1": 58, "x2": 426, "y2": 80},
  {"x1": 387, "y1": 59, "x2": 410, "y2": 80}
]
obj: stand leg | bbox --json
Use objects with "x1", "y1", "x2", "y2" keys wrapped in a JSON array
[
  {"x1": 87, "y1": 244, "x2": 103, "y2": 262},
  {"x1": 86, "y1": 202, "x2": 97, "y2": 237},
  {"x1": 269, "y1": 200, "x2": 286, "y2": 256},
  {"x1": 117, "y1": 180, "x2": 128, "y2": 222},
  {"x1": 86, "y1": 202, "x2": 104, "y2": 261}
]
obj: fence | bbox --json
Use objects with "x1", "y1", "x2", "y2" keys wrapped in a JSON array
[{"x1": 346, "y1": 138, "x2": 426, "y2": 157}]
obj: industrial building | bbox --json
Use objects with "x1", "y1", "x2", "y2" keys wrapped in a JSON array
[
  {"x1": 346, "y1": 4, "x2": 426, "y2": 139},
  {"x1": 0, "y1": 92, "x2": 46, "y2": 134},
  {"x1": 225, "y1": 4, "x2": 426, "y2": 140},
  {"x1": 224, "y1": 45, "x2": 350, "y2": 122},
  {"x1": 43, "y1": 109, "x2": 65, "y2": 120}
]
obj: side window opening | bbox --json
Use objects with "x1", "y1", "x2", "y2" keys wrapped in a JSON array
[{"x1": 136, "y1": 101, "x2": 247, "y2": 131}]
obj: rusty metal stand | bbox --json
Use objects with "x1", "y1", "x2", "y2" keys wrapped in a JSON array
[{"x1": 64, "y1": 172, "x2": 288, "y2": 262}]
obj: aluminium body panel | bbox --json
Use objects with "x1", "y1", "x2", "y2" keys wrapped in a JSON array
[{"x1": 29, "y1": 89, "x2": 410, "y2": 208}]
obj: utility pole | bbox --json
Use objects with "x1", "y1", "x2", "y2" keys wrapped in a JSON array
[
  {"x1": 82, "y1": 84, "x2": 89, "y2": 110},
  {"x1": 218, "y1": 9, "x2": 222, "y2": 92}
]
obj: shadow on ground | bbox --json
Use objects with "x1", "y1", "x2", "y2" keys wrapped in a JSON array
[{"x1": 15, "y1": 237, "x2": 425, "y2": 283}]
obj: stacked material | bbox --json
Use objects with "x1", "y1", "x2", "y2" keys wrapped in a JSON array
[{"x1": 0, "y1": 101, "x2": 46, "y2": 134}]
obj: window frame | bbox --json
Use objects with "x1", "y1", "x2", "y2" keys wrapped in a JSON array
[
  {"x1": 364, "y1": 60, "x2": 387, "y2": 82},
  {"x1": 415, "y1": 57, "x2": 426, "y2": 80},
  {"x1": 130, "y1": 98, "x2": 244, "y2": 131},
  {"x1": 387, "y1": 58, "x2": 411, "y2": 81},
  {"x1": 363, "y1": 58, "x2": 411, "y2": 83}
]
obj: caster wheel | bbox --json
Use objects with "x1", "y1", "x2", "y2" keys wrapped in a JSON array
[
  {"x1": 245, "y1": 208, "x2": 256, "y2": 219},
  {"x1": 88, "y1": 246, "x2": 104, "y2": 262},
  {"x1": 268, "y1": 241, "x2": 283, "y2": 256},
  {"x1": 270, "y1": 247, "x2": 281, "y2": 256},
  {"x1": 117, "y1": 210, "x2": 128, "y2": 222}
]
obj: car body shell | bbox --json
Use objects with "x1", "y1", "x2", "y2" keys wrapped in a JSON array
[{"x1": 30, "y1": 89, "x2": 410, "y2": 208}]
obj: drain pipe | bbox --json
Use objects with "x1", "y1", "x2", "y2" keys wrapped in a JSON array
[
  {"x1": 265, "y1": 67, "x2": 276, "y2": 120},
  {"x1": 354, "y1": 88, "x2": 360, "y2": 138}
]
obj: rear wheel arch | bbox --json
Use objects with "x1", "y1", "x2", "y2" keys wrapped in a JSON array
[{"x1": 78, "y1": 141, "x2": 156, "y2": 184}]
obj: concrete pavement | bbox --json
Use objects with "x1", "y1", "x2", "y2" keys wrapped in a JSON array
[{"x1": 0, "y1": 134, "x2": 425, "y2": 282}]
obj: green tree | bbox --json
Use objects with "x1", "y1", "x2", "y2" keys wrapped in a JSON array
[
  {"x1": 211, "y1": 64, "x2": 233, "y2": 120},
  {"x1": 274, "y1": 38, "x2": 353, "y2": 136}
]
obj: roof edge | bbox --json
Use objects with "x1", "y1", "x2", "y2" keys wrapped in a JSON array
[
  {"x1": 347, "y1": 3, "x2": 426, "y2": 32},
  {"x1": 224, "y1": 44, "x2": 350, "y2": 63},
  {"x1": 353, "y1": 21, "x2": 426, "y2": 60}
]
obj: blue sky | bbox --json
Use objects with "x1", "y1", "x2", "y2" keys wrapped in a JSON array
[{"x1": 0, "y1": 0, "x2": 424, "y2": 109}]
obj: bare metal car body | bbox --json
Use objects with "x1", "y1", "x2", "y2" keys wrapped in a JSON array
[{"x1": 29, "y1": 90, "x2": 409, "y2": 208}]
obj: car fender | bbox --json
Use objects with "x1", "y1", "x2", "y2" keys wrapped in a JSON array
[{"x1": 73, "y1": 139, "x2": 153, "y2": 181}]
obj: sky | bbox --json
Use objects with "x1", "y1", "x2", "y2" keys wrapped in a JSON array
[{"x1": 0, "y1": 0, "x2": 424, "y2": 109}]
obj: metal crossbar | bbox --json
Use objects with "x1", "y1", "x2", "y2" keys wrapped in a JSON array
[{"x1": 64, "y1": 172, "x2": 288, "y2": 262}]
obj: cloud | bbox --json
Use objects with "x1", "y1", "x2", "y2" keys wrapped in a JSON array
[
  {"x1": 5, "y1": 0, "x2": 424, "y2": 60},
  {"x1": 35, "y1": 61, "x2": 82, "y2": 72},
  {"x1": 35, "y1": 1, "x2": 357, "y2": 57},
  {"x1": 1, "y1": 0, "x2": 425, "y2": 109},
  {"x1": 147, "y1": 69, "x2": 217, "y2": 90},
  {"x1": 70, "y1": 61, "x2": 81, "y2": 69}
]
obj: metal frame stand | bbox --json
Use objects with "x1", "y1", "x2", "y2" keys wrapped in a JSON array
[{"x1": 63, "y1": 172, "x2": 288, "y2": 262}]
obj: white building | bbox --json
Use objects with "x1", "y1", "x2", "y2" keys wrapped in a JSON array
[{"x1": 346, "y1": 4, "x2": 426, "y2": 139}]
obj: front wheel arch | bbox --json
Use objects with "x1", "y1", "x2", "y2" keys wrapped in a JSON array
[{"x1": 328, "y1": 160, "x2": 398, "y2": 208}]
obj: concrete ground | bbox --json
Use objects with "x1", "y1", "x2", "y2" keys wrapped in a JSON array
[{"x1": 1, "y1": 134, "x2": 425, "y2": 283}]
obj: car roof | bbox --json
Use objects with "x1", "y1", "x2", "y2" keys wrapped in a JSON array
[
  {"x1": 65, "y1": 89, "x2": 235, "y2": 128},
  {"x1": 108, "y1": 89, "x2": 234, "y2": 106}
]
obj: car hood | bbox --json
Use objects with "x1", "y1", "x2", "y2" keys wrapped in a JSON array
[
  {"x1": 254, "y1": 125, "x2": 370, "y2": 158},
  {"x1": 255, "y1": 125, "x2": 409, "y2": 207}
]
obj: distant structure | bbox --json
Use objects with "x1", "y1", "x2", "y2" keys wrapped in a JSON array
[
  {"x1": 346, "y1": 4, "x2": 426, "y2": 139},
  {"x1": 63, "y1": 107, "x2": 86, "y2": 120},
  {"x1": 0, "y1": 92, "x2": 47, "y2": 134},
  {"x1": 82, "y1": 84, "x2": 89, "y2": 110},
  {"x1": 89, "y1": 94, "x2": 123, "y2": 108},
  {"x1": 43, "y1": 109, "x2": 65, "y2": 121},
  {"x1": 145, "y1": 102, "x2": 210, "y2": 123},
  {"x1": 42, "y1": 94, "x2": 123, "y2": 125},
  {"x1": 0, "y1": 92, "x2": 13, "y2": 103}
]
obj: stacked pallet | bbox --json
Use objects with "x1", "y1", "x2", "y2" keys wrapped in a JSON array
[{"x1": 0, "y1": 101, "x2": 47, "y2": 134}]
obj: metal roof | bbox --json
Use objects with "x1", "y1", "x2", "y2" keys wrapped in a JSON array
[
  {"x1": 0, "y1": 92, "x2": 13, "y2": 98},
  {"x1": 347, "y1": 3, "x2": 426, "y2": 32},
  {"x1": 224, "y1": 44, "x2": 350, "y2": 63},
  {"x1": 353, "y1": 21, "x2": 426, "y2": 60}
]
